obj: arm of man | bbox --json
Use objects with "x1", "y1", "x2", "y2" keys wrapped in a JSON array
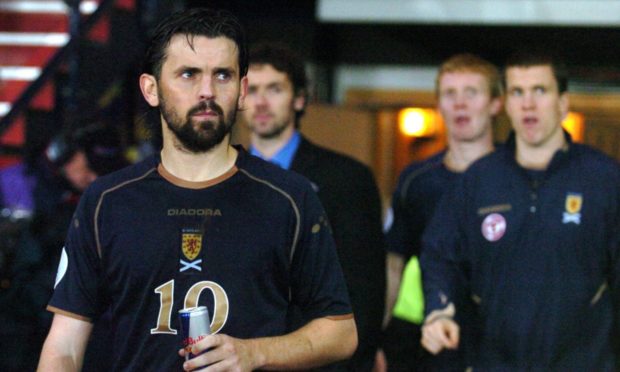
[
  {"x1": 421, "y1": 306, "x2": 459, "y2": 354},
  {"x1": 383, "y1": 252, "x2": 405, "y2": 328},
  {"x1": 419, "y1": 183, "x2": 467, "y2": 356},
  {"x1": 180, "y1": 316, "x2": 357, "y2": 371},
  {"x1": 382, "y1": 165, "x2": 427, "y2": 328},
  {"x1": 611, "y1": 169, "x2": 620, "y2": 369},
  {"x1": 37, "y1": 313, "x2": 93, "y2": 372}
]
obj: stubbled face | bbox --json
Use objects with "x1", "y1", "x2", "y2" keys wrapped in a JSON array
[
  {"x1": 144, "y1": 35, "x2": 246, "y2": 153},
  {"x1": 505, "y1": 65, "x2": 568, "y2": 149},
  {"x1": 62, "y1": 151, "x2": 97, "y2": 191},
  {"x1": 438, "y1": 71, "x2": 500, "y2": 143},
  {"x1": 243, "y1": 64, "x2": 304, "y2": 139}
]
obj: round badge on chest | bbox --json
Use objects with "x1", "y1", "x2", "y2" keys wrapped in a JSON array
[{"x1": 481, "y1": 213, "x2": 506, "y2": 242}]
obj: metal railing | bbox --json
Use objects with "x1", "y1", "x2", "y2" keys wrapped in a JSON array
[{"x1": 0, "y1": 0, "x2": 116, "y2": 142}]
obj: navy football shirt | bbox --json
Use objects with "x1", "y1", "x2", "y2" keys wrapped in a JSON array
[
  {"x1": 49, "y1": 148, "x2": 352, "y2": 370},
  {"x1": 387, "y1": 151, "x2": 459, "y2": 259}
]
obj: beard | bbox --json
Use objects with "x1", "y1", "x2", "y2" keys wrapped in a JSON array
[
  {"x1": 159, "y1": 92, "x2": 237, "y2": 153},
  {"x1": 253, "y1": 118, "x2": 290, "y2": 140},
  {"x1": 250, "y1": 107, "x2": 296, "y2": 140}
]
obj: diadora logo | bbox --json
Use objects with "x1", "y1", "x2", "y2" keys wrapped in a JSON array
[{"x1": 168, "y1": 208, "x2": 222, "y2": 217}]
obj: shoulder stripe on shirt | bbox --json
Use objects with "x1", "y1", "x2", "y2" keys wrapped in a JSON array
[
  {"x1": 237, "y1": 168, "x2": 302, "y2": 264},
  {"x1": 399, "y1": 157, "x2": 444, "y2": 205},
  {"x1": 94, "y1": 167, "x2": 158, "y2": 258}
]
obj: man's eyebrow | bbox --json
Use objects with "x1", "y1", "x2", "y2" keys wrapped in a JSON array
[
  {"x1": 173, "y1": 66, "x2": 201, "y2": 74},
  {"x1": 247, "y1": 81, "x2": 283, "y2": 89},
  {"x1": 213, "y1": 67, "x2": 236, "y2": 75}
]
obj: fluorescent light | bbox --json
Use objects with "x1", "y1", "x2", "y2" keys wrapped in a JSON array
[
  {"x1": 0, "y1": 66, "x2": 42, "y2": 81},
  {"x1": 0, "y1": 102, "x2": 11, "y2": 117},
  {"x1": 80, "y1": 1, "x2": 99, "y2": 15},
  {"x1": 0, "y1": 1, "x2": 66, "y2": 14},
  {"x1": 0, "y1": 0, "x2": 98, "y2": 14},
  {"x1": 318, "y1": 0, "x2": 620, "y2": 26},
  {"x1": 0, "y1": 32, "x2": 69, "y2": 47}
]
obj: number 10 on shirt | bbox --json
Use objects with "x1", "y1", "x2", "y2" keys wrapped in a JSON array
[{"x1": 150, "y1": 279, "x2": 229, "y2": 335}]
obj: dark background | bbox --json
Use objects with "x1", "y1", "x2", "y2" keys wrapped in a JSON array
[{"x1": 188, "y1": 0, "x2": 620, "y2": 93}]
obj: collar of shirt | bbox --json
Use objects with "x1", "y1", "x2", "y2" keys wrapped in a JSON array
[{"x1": 250, "y1": 131, "x2": 301, "y2": 170}]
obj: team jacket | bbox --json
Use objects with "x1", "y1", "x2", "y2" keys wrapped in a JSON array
[
  {"x1": 421, "y1": 133, "x2": 620, "y2": 370},
  {"x1": 48, "y1": 147, "x2": 352, "y2": 371}
]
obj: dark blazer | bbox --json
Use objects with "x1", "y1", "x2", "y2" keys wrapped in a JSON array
[{"x1": 291, "y1": 136, "x2": 386, "y2": 371}]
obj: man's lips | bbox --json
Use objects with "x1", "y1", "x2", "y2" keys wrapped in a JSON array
[
  {"x1": 188, "y1": 100, "x2": 223, "y2": 118},
  {"x1": 192, "y1": 110, "x2": 218, "y2": 118},
  {"x1": 523, "y1": 117, "x2": 538, "y2": 125},
  {"x1": 253, "y1": 113, "x2": 273, "y2": 122},
  {"x1": 454, "y1": 115, "x2": 470, "y2": 125}
]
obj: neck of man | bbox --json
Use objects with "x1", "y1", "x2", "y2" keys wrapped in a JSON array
[
  {"x1": 251, "y1": 123, "x2": 296, "y2": 159},
  {"x1": 515, "y1": 129, "x2": 567, "y2": 170},
  {"x1": 160, "y1": 129, "x2": 237, "y2": 182},
  {"x1": 444, "y1": 134, "x2": 494, "y2": 172}
]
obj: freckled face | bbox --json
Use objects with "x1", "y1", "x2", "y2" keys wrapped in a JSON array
[{"x1": 438, "y1": 72, "x2": 500, "y2": 143}]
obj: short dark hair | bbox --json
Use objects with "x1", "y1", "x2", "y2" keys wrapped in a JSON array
[
  {"x1": 142, "y1": 8, "x2": 248, "y2": 80},
  {"x1": 504, "y1": 49, "x2": 568, "y2": 93},
  {"x1": 249, "y1": 42, "x2": 307, "y2": 99},
  {"x1": 249, "y1": 42, "x2": 307, "y2": 125}
]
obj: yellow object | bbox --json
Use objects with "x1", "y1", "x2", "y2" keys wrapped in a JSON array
[
  {"x1": 392, "y1": 256, "x2": 425, "y2": 324},
  {"x1": 398, "y1": 108, "x2": 437, "y2": 137},
  {"x1": 562, "y1": 112, "x2": 584, "y2": 143}
]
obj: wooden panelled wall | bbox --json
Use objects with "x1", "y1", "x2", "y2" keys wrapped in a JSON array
[{"x1": 232, "y1": 89, "x2": 620, "y2": 208}]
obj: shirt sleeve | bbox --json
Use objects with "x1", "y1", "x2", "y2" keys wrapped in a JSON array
[
  {"x1": 386, "y1": 172, "x2": 425, "y2": 259},
  {"x1": 289, "y1": 187, "x2": 352, "y2": 321},
  {"x1": 609, "y1": 167, "x2": 620, "y2": 333},
  {"x1": 47, "y1": 189, "x2": 102, "y2": 322},
  {"x1": 420, "y1": 179, "x2": 468, "y2": 319}
]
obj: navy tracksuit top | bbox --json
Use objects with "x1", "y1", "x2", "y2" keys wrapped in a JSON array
[{"x1": 421, "y1": 132, "x2": 620, "y2": 370}]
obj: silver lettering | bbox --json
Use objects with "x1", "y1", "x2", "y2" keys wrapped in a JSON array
[{"x1": 167, "y1": 208, "x2": 222, "y2": 217}]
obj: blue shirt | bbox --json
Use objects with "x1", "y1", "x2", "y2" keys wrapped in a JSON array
[{"x1": 250, "y1": 131, "x2": 301, "y2": 170}]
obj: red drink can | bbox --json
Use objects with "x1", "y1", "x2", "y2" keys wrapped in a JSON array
[{"x1": 179, "y1": 306, "x2": 211, "y2": 360}]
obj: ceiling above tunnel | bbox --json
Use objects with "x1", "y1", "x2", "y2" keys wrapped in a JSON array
[{"x1": 189, "y1": 0, "x2": 620, "y2": 89}]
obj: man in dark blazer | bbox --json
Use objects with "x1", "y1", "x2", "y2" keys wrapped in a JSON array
[{"x1": 243, "y1": 42, "x2": 386, "y2": 371}]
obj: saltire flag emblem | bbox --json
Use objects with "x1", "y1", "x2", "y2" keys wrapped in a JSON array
[
  {"x1": 562, "y1": 192, "x2": 582, "y2": 224},
  {"x1": 181, "y1": 229, "x2": 203, "y2": 272}
]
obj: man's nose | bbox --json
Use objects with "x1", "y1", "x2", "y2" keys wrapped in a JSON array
[
  {"x1": 521, "y1": 92, "x2": 535, "y2": 109},
  {"x1": 198, "y1": 76, "x2": 215, "y2": 101},
  {"x1": 453, "y1": 93, "x2": 467, "y2": 108},
  {"x1": 253, "y1": 91, "x2": 269, "y2": 106}
]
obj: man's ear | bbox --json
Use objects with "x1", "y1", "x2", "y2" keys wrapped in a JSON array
[
  {"x1": 559, "y1": 92, "x2": 569, "y2": 122},
  {"x1": 140, "y1": 73, "x2": 160, "y2": 107},
  {"x1": 293, "y1": 94, "x2": 306, "y2": 112},
  {"x1": 238, "y1": 76, "x2": 248, "y2": 110},
  {"x1": 490, "y1": 96, "x2": 503, "y2": 116}
]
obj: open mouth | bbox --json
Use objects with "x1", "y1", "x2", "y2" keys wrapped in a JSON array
[{"x1": 455, "y1": 115, "x2": 470, "y2": 125}]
